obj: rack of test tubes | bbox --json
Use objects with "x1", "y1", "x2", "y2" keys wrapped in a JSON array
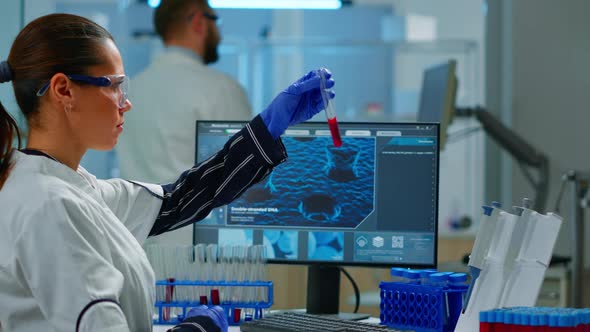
[
  {"x1": 145, "y1": 243, "x2": 273, "y2": 326},
  {"x1": 379, "y1": 268, "x2": 469, "y2": 332},
  {"x1": 480, "y1": 307, "x2": 590, "y2": 332}
]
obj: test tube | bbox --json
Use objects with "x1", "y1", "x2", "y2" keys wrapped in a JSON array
[
  {"x1": 176, "y1": 245, "x2": 192, "y2": 303},
  {"x1": 390, "y1": 267, "x2": 407, "y2": 283},
  {"x1": 428, "y1": 273, "x2": 451, "y2": 325},
  {"x1": 318, "y1": 68, "x2": 342, "y2": 147},
  {"x1": 162, "y1": 245, "x2": 177, "y2": 321},
  {"x1": 235, "y1": 245, "x2": 248, "y2": 303},
  {"x1": 448, "y1": 273, "x2": 468, "y2": 289},
  {"x1": 194, "y1": 244, "x2": 207, "y2": 303},
  {"x1": 418, "y1": 269, "x2": 437, "y2": 285},
  {"x1": 204, "y1": 244, "x2": 219, "y2": 304},
  {"x1": 244, "y1": 245, "x2": 257, "y2": 321},
  {"x1": 218, "y1": 245, "x2": 232, "y2": 304},
  {"x1": 427, "y1": 272, "x2": 449, "y2": 287},
  {"x1": 403, "y1": 270, "x2": 422, "y2": 284},
  {"x1": 258, "y1": 245, "x2": 270, "y2": 317}
]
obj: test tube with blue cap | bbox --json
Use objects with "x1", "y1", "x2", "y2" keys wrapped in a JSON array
[
  {"x1": 390, "y1": 267, "x2": 406, "y2": 282},
  {"x1": 448, "y1": 273, "x2": 468, "y2": 307},
  {"x1": 427, "y1": 272, "x2": 452, "y2": 325},
  {"x1": 438, "y1": 271, "x2": 455, "y2": 278},
  {"x1": 418, "y1": 269, "x2": 437, "y2": 284},
  {"x1": 403, "y1": 270, "x2": 422, "y2": 284},
  {"x1": 426, "y1": 272, "x2": 449, "y2": 288},
  {"x1": 318, "y1": 68, "x2": 342, "y2": 147},
  {"x1": 448, "y1": 273, "x2": 467, "y2": 289}
]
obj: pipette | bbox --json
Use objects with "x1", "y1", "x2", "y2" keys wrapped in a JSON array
[
  {"x1": 463, "y1": 202, "x2": 501, "y2": 312},
  {"x1": 318, "y1": 68, "x2": 342, "y2": 147}
]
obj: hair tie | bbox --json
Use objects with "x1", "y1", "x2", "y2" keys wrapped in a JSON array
[{"x1": 0, "y1": 61, "x2": 14, "y2": 83}]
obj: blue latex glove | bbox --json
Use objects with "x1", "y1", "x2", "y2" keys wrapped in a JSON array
[
  {"x1": 260, "y1": 68, "x2": 335, "y2": 139},
  {"x1": 186, "y1": 305, "x2": 228, "y2": 332}
]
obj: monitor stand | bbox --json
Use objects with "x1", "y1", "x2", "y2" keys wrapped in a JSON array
[{"x1": 306, "y1": 265, "x2": 370, "y2": 321}]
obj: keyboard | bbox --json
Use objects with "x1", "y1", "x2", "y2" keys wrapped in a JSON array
[{"x1": 239, "y1": 312, "x2": 400, "y2": 332}]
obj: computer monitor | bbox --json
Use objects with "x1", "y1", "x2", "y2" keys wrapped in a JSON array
[
  {"x1": 417, "y1": 60, "x2": 457, "y2": 149},
  {"x1": 193, "y1": 120, "x2": 440, "y2": 316}
]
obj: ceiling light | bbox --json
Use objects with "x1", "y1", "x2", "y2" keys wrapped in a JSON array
[{"x1": 209, "y1": 0, "x2": 342, "y2": 10}]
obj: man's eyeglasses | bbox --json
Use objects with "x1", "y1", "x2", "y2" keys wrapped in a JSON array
[
  {"x1": 188, "y1": 11, "x2": 221, "y2": 26},
  {"x1": 202, "y1": 12, "x2": 219, "y2": 22},
  {"x1": 36, "y1": 74, "x2": 129, "y2": 108}
]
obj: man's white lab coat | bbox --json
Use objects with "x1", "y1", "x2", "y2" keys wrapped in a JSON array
[{"x1": 117, "y1": 47, "x2": 252, "y2": 184}]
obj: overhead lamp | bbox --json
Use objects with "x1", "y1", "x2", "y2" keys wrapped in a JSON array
[
  {"x1": 209, "y1": 0, "x2": 343, "y2": 10},
  {"x1": 147, "y1": 0, "x2": 161, "y2": 8}
]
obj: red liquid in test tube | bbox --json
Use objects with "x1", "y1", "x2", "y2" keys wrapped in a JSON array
[
  {"x1": 210, "y1": 289, "x2": 220, "y2": 305},
  {"x1": 328, "y1": 117, "x2": 342, "y2": 147},
  {"x1": 164, "y1": 277, "x2": 175, "y2": 321},
  {"x1": 234, "y1": 308, "x2": 242, "y2": 323}
]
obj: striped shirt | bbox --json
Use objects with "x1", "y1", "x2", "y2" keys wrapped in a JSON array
[{"x1": 149, "y1": 115, "x2": 287, "y2": 236}]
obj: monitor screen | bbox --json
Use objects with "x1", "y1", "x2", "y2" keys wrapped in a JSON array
[
  {"x1": 193, "y1": 121, "x2": 439, "y2": 268},
  {"x1": 418, "y1": 60, "x2": 457, "y2": 150}
]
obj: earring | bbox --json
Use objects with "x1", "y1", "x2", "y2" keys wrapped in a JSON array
[{"x1": 64, "y1": 104, "x2": 72, "y2": 114}]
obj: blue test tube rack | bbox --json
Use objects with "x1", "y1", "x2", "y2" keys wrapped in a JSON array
[
  {"x1": 379, "y1": 280, "x2": 466, "y2": 332},
  {"x1": 153, "y1": 279, "x2": 273, "y2": 326}
]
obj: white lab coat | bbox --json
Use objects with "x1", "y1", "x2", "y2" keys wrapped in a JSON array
[
  {"x1": 117, "y1": 46, "x2": 252, "y2": 184},
  {"x1": 0, "y1": 151, "x2": 163, "y2": 332}
]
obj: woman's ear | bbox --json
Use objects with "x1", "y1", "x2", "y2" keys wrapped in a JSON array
[{"x1": 48, "y1": 73, "x2": 74, "y2": 106}]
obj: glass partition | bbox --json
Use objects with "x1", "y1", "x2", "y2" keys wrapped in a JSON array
[{"x1": 15, "y1": 0, "x2": 484, "y2": 236}]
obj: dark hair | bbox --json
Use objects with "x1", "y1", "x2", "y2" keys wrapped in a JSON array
[
  {"x1": 0, "y1": 13, "x2": 113, "y2": 188},
  {"x1": 154, "y1": 0, "x2": 207, "y2": 42},
  {"x1": 0, "y1": 103, "x2": 20, "y2": 187}
]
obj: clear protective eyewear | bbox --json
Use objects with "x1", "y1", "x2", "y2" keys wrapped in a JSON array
[
  {"x1": 202, "y1": 12, "x2": 220, "y2": 22},
  {"x1": 36, "y1": 74, "x2": 129, "y2": 108},
  {"x1": 188, "y1": 11, "x2": 222, "y2": 27}
]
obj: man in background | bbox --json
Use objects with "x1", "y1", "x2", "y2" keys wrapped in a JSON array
[
  {"x1": 117, "y1": 0, "x2": 252, "y2": 244},
  {"x1": 118, "y1": 0, "x2": 251, "y2": 184}
]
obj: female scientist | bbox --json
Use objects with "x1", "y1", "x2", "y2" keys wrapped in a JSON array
[{"x1": 0, "y1": 13, "x2": 334, "y2": 332}]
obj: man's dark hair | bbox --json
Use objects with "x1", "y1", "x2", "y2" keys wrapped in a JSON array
[{"x1": 154, "y1": 0, "x2": 207, "y2": 41}]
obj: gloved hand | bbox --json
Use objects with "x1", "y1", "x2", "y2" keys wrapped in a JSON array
[
  {"x1": 260, "y1": 68, "x2": 335, "y2": 139},
  {"x1": 185, "y1": 305, "x2": 228, "y2": 332}
]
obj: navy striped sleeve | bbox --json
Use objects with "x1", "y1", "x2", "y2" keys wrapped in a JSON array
[{"x1": 149, "y1": 115, "x2": 287, "y2": 236}]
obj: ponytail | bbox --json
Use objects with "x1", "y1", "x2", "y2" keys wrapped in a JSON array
[{"x1": 0, "y1": 101, "x2": 20, "y2": 188}]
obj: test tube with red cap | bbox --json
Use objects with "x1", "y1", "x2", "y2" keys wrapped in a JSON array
[{"x1": 318, "y1": 68, "x2": 342, "y2": 147}]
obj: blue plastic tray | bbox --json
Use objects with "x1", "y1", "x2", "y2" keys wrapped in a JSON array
[{"x1": 379, "y1": 281, "x2": 466, "y2": 332}]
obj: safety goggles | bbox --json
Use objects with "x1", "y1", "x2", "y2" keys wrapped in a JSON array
[
  {"x1": 188, "y1": 11, "x2": 222, "y2": 27},
  {"x1": 203, "y1": 12, "x2": 219, "y2": 22},
  {"x1": 36, "y1": 74, "x2": 129, "y2": 108}
]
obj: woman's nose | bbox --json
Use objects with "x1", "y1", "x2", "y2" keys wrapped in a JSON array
[{"x1": 120, "y1": 99, "x2": 132, "y2": 113}]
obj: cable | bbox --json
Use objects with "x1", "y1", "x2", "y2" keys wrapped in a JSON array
[{"x1": 339, "y1": 267, "x2": 360, "y2": 313}]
